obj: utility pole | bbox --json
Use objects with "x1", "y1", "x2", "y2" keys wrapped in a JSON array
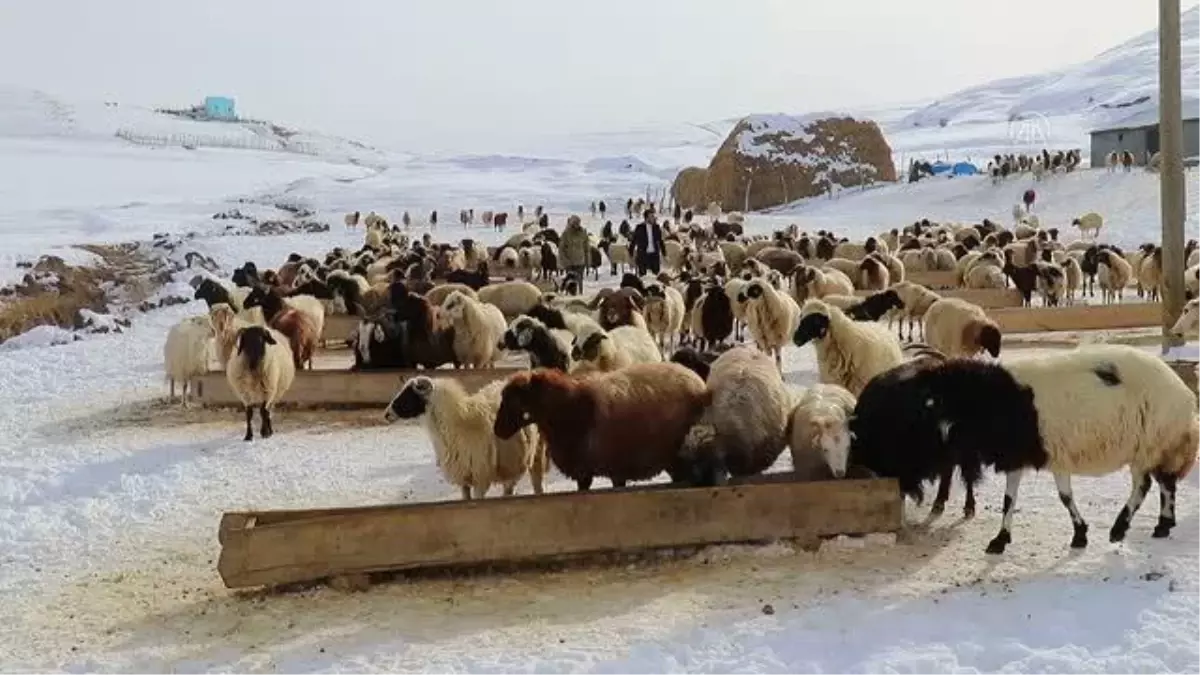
[{"x1": 1159, "y1": 0, "x2": 1186, "y2": 352}]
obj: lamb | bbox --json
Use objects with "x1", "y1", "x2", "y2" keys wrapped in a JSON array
[
  {"x1": 163, "y1": 315, "x2": 214, "y2": 405},
  {"x1": 888, "y1": 281, "x2": 941, "y2": 341},
  {"x1": 786, "y1": 383, "x2": 857, "y2": 479},
  {"x1": 493, "y1": 364, "x2": 711, "y2": 490},
  {"x1": 571, "y1": 325, "x2": 663, "y2": 374},
  {"x1": 1170, "y1": 298, "x2": 1200, "y2": 337},
  {"x1": 1073, "y1": 212, "x2": 1104, "y2": 239},
  {"x1": 677, "y1": 346, "x2": 793, "y2": 485},
  {"x1": 643, "y1": 281, "x2": 686, "y2": 354},
  {"x1": 502, "y1": 314, "x2": 574, "y2": 371},
  {"x1": 384, "y1": 375, "x2": 546, "y2": 499},
  {"x1": 475, "y1": 280, "x2": 543, "y2": 319},
  {"x1": 923, "y1": 297, "x2": 1001, "y2": 359},
  {"x1": 848, "y1": 345, "x2": 1199, "y2": 554},
  {"x1": 738, "y1": 278, "x2": 801, "y2": 369},
  {"x1": 225, "y1": 325, "x2": 296, "y2": 441},
  {"x1": 1137, "y1": 247, "x2": 1163, "y2": 302},
  {"x1": 792, "y1": 298, "x2": 904, "y2": 396},
  {"x1": 440, "y1": 290, "x2": 507, "y2": 368}
]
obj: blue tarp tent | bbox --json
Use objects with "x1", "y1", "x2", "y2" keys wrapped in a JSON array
[
  {"x1": 930, "y1": 161, "x2": 954, "y2": 175},
  {"x1": 951, "y1": 162, "x2": 979, "y2": 176}
]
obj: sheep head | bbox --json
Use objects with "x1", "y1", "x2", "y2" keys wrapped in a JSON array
[
  {"x1": 384, "y1": 375, "x2": 435, "y2": 422},
  {"x1": 964, "y1": 320, "x2": 1002, "y2": 358},
  {"x1": 494, "y1": 370, "x2": 562, "y2": 438},
  {"x1": 572, "y1": 331, "x2": 608, "y2": 363},
  {"x1": 235, "y1": 325, "x2": 276, "y2": 372},
  {"x1": 811, "y1": 407, "x2": 852, "y2": 479},
  {"x1": 793, "y1": 303, "x2": 832, "y2": 347}
]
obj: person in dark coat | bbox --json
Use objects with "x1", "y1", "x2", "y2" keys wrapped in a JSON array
[
  {"x1": 631, "y1": 209, "x2": 665, "y2": 276},
  {"x1": 598, "y1": 200, "x2": 607, "y2": 219}
]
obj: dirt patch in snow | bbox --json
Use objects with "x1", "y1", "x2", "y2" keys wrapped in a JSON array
[{"x1": 0, "y1": 244, "x2": 166, "y2": 343}]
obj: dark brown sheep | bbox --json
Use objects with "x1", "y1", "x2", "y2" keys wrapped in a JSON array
[{"x1": 493, "y1": 364, "x2": 711, "y2": 490}]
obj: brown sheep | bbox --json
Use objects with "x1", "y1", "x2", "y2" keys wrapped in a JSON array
[{"x1": 493, "y1": 363, "x2": 711, "y2": 490}]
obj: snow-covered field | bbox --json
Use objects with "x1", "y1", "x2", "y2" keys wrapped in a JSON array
[{"x1": 3, "y1": 11, "x2": 1200, "y2": 672}]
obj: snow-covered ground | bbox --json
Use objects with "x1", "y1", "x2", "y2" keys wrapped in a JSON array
[{"x1": 3, "y1": 11, "x2": 1200, "y2": 672}]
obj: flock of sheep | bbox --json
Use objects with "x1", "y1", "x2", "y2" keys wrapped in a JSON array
[{"x1": 161, "y1": 202, "x2": 1200, "y2": 556}]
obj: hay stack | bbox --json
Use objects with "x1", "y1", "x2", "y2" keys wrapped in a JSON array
[{"x1": 671, "y1": 114, "x2": 896, "y2": 213}]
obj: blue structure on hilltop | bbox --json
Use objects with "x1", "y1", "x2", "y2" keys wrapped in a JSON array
[
  {"x1": 203, "y1": 96, "x2": 237, "y2": 121},
  {"x1": 951, "y1": 161, "x2": 979, "y2": 176}
]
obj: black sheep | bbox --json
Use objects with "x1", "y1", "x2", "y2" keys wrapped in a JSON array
[
  {"x1": 668, "y1": 346, "x2": 724, "y2": 381},
  {"x1": 694, "y1": 282, "x2": 734, "y2": 350},
  {"x1": 845, "y1": 289, "x2": 904, "y2": 322},
  {"x1": 444, "y1": 262, "x2": 491, "y2": 290},
  {"x1": 502, "y1": 316, "x2": 571, "y2": 371}
]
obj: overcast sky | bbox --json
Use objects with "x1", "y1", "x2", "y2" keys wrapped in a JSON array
[{"x1": 0, "y1": 0, "x2": 1194, "y2": 152}]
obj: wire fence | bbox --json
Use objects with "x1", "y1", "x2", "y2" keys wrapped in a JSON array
[{"x1": 114, "y1": 128, "x2": 320, "y2": 156}]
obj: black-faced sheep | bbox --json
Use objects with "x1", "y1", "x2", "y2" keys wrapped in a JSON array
[
  {"x1": 493, "y1": 364, "x2": 711, "y2": 490},
  {"x1": 571, "y1": 325, "x2": 662, "y2": 375},
  {"x1": 384, "y1": 375, "x2": 545, "y2": 499},
  {"x1": 923, "y1": 297, "x2": 1002, "y2": 359},
  {"x1": 792, "y1": 298, "x2": 904, "y2": 396},
  {"x1": 226, "y1": 325, "x2": 296, "y2": 441},
  {"x1": 194, "y1": 277, "x2": 248, "y2": 312},
  {"x1": 243, "y1": 286, "x2": 320, "y2": 370},
  {"x1": 738, "y1": 278, "x2": 801, "y2": 369},
  {"x1": 845, "y1": 289, "x2": 904, "y2": 322},
  {"x1": 678, "y1": 346, "x2": 793, "y2": 486},
  {"x1": 502, "y1": 315, "x2": 573, "y2": 371},
  {"x1": 849, "y1": 345, "x2": 1199, "y2": 554}
]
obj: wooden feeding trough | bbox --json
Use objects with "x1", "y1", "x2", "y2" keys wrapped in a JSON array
[
  {"x1": 986, "y1": 302, "x2": 1162, "y2": 334},
  {"x1": 321, "y1": 315, "x2": 359, "y2": 344},
  {"x1": 904, "y1": 270, "x2": 960, "y2": 290},
  {"x1": 855, "y1": 287, "x2": 1022, "y2": 309},
  {"x1": 191, "y1": 367, "x2": 520, "y2": 408},
  {"x1": 216, "y1": 475, "x2": 903, "y2": 590}
]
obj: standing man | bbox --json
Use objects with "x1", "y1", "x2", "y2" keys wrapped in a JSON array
[
  {"x1": 559, "y1": 214, "x2": 590, "y2": 294},
  {"x1": 632, "y1": 208, "x2": 664, "y2": 276}
]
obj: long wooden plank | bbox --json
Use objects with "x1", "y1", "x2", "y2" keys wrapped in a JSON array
[
  {"x1": 321, "y1": 315, "x2": 359, "y2": 344},
  {"x1": 192, "y1": 368, "x2": 518, "y2": 408},
  {"x1": 904, "y1": 270, "x2": 959, "y2": 289},
  {"x1": 855, "y1": 287, "x2": 1022, "y2": 309},
  {"x1": 217, "y1": 476, "x2": 902, "y2": 589},
  {"x1": 988, "y1": 302, "x2": 1162, "y2": 333}
]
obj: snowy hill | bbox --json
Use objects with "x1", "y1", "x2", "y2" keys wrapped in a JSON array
[{"x1": 897, "y1": 6, "x2": 1199, "y2": 131}]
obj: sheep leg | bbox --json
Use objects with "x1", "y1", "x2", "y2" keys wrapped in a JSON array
[
  {"x1": 460, "y1": 486, "x2": 472, "y2": 500},
  {"x1": 963, "y1": 481, "x2": 976, "y2": 519},
  {"x1": 169, "y1": 379, "x2": 176, "y2": 402},
  {"x1": 1151, "y1": 470, "x2": 1178, "y2": 538},
  {"x1": 927, "y1": 466, "x2": 954, "y2": 521},
  {"x1": 575, "y1": 476, "x2": 593, "y2": 491},
  {"x1": 1053, "y1": 472, "x2": 1089, "y2": 548},
  {"x1": 1109, "y1": 471, "x2": 1152, "y2": 542},
  {"x1": 260, "y1": 405, "x2": 274, "y2": 439},
  {"x1": 611, "y1": 478, "x2": 627, "y2": 489},
  {"x1": 243, "y1": 406, "x2": 254, "y2": 442},
  {"x1": 472, "y1": 485, "x2": 490, "y2": 499},
  {"x1": 985, "y1": 470, "x2": 1024, "y2": 554}
]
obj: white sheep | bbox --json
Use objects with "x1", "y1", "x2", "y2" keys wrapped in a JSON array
[
  {"x1": 679, "y1": 346, "x2": 793, "y2": 484},
  {"x1": 792, "y1": 298, "x2": 904, "y2": 396},
  {"x1": 643, "y1": 282, "x2": 686, "y2": 354},
  {"x1": 1073, "y1": 212, "x2": 1104, "y2": 239},
  {"x1": 795, "y1": 265, "x2": 855, "y2": 301},
  {"x1": 888, "y1": 281, "x2": 941, "y2": 341},
  {"x1": 822, "y1": 257, "x2": 860, "y2": 283},
  {"x1": 163, "y1": 315, "x2": 214, "y2": 405},
  {"x1": 477, "y1": 280, "x2": 543, "y2": 320},
  {"x1": 208, "y1": 303, "x2": 263, "y2": 366},
  {"x1": 1170, "y1": 298, "x2": 1200, "y2": 337},
  {"x1": 924, "y1": 296, "x2": 1002, "y2": 359},
  {"x1": 739, "y1": 278, "x2": 801, "y2": 369},
  {"x1": 384, "y1": 375, "x2": 546, "y2": 499},
  {"x1": 1097, "y1": 249, "x2": 1133, "y2": 304},
  {"x1": 225, "y1": 325, "x2": 296, "y2": 441},
  {"x1": 571, "y1": 325, "x2": 662, "y2": 374},
  {"x1": 787, "y1": 383, "x2": 857, "y2": 479},
  {"x1": 441, "y1": 290, "x2": 507, "y2": 368}
]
